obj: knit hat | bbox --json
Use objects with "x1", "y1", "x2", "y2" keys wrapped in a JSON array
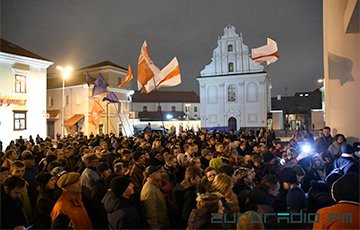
[
  {"x1": 279, "y1": 167, "x2": 297, "y2": 184},
  {"x1": 46, "y1": 154, "x2": 57, "y2": 164},
  {"x1": 35, "y1": 172, "x2": 53, "y2": 187},
  {"x1": 341, "y1": 144, "x2": 354, "y2": 154},
  {"x1": 50, "y1": 166, "x2": 66, "y2": 176},
  {"x1": 292, "y1": 164, "x2": 305, "y2": 176},
  {"x1": 145, "y1": 165, "x2": 162, "y2": 177},
  {"x1": 111, "y1": 176, "x2": 131, "y2": 197},
  {"x1": 263, "y1": 152, "x2": 274, "y2": 163},
  {"x1": 201, "y1": 149, "x2": 211, "y2": 157},
  {"x1": 286, "y1": 187, "x2": 307, "y2": 210},
  {"x1": 1, "y1": 167, "x2": 9, "y2": 173},
  {"x1": 96, "y1": 162, "x2": 110, "y2": 175},
  {"x1": 57, "y1": 172, "x2": 80, "y2": 189},
  {"x1": 133, "y1": 150, "x2": 144, "y2": 161},
  {"x1": 332, "y1": 173, "x2": 359, "y2": 203},
  {"x1": 209, "y1": 158, "x2": 223, "y2": 173}
]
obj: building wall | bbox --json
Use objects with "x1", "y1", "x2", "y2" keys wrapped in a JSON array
[
  {"x1": 0, "y1": 55, "x2": 52, "y2": 146},
  {"x1": 323, "y1": 0, "x2": 360, "y2": 144},
  {"x1": 132, "y1": 102, "x2": 200, "y2": 119},
  {"x1": 198, "y1": 73, "x2": 267, "y2": 129}
]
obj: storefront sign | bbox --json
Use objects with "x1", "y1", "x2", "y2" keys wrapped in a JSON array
[{"x1": 0, "y1": 96, "x2": 27, "y2": 107}]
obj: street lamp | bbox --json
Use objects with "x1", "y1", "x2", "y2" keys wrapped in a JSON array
[
  {"x1": 318, "y1": 79, "x2": 324, "y2": 83},
  {"x1": 57, "y1": 66, "x2": 72, "y2": 139}
]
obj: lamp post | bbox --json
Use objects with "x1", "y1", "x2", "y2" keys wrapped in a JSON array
[
  {"x1": 185, "y1": 103, "x2": 191, "y2": 128},
  {"x1": 56, "y1": 66, "x2": 72, "y2": 139}
]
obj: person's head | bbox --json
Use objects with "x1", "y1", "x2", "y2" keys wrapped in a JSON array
[
  {"x1": 133, "y1": 150, "x2": 146, "y2": 166},
  {"x1": 312, "y1": 153, "x2": 324, "y2": 169},
  {"x1": 291, "y1": 164, "x2": 305, "y2": 184},
  {"x1": 210, "y1": 174, "x2": 234, "y2": 198},
  {"x1": 21, "y1": 150, "x2": 35, "y2": 167},
  {"x1": 111, "y1": 176, "x2": 134, "y2": 199},
  {"x1": 205, "y1": 167, "x2": 217, "y2": 182},
  {"x1": 286, "y1": 187, "x2": 308, "y2": 212},
  {"x1": 164, "y1": 153, "x2": 177, "y2": 168},
  {"x1": 3, "y1": 176, "x2": 25, "y2": 199},
  {"x1": 279, "y1": 167, "x2": 298, "y2": 191},
  {"x1": 219, "y1": 164, "x2": 236, "y2": 182},
  {"x1": 10, "y1": 161, "x2": 26, "y2": 178},
  {"x1": 177, "y1": 153, "x2": 190, "y2": 168},
  {"x1": 5, "y1": 149, "x2": 18, "y2": 161},
  {"x1": 196, "y1": 192, "x2": 224, "y2": 214},
  {"x1": 334, "y1": 134, "x2": 346, "y2": 144},
  {"x1": 36, "y1": 172, "x2": 56, "y2": 191},
  {"x1": 261, "y1": 174, "x2": 280, "y2": 197},
  {"x1": 201, "y1": 149, "x2": 212, "y2": 160},
  {"x1": 57, "y1": 172, "x2": 82, "y2": 195},
  {"x1": 236, "y1": 167, "x2": 255, "y2": 184},
  {"x1": 252, "y1": 154, "x2": 264, "y2": 168},
  {"x1": 190, "y1": 157, "x2": 202, "y2": 169},
  {"x1": 96, "y1": 162, "x2": 111, "y2": 178},
  {"x1": 82, "y1": 153, "x2": 99, "y2": 168},
  {"x1": 170, "y1": 145, "x2": 181, "y2": 156},
  {"x1": 237, "y1": 211, "x2": 265, "y2": 230},
  {"x1": 100, "y1": 141, "x2": 108, "y2": 150},
  {"x1": 323, "y1": 126, "x2": 331, "y2": 137},
  {"x1": 215, "y1": 143, "x2": 224, "y2": 153},
  {"x1": 184, "y1": 167, "x2": 202, "y2": 187},
  {"x1": 253, "y1": 145, "x2": 261, "y2": 154},
  {"x1": 145, "y1": 165, "x2": 162, "y2": 181},
  {"x1": 331, "y1": 173, "x2": 359, "y2": 203},
  {"x1": 1, "y1": 167, "x2": 10, "y2": 184}
]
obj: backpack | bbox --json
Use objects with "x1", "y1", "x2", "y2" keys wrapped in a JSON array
[{"x1": 325, "y1": 161, "x2": 350, "y2": 182}]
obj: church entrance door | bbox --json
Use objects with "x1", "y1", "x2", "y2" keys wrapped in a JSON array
[{"x1": 228, "y1": 117, "x2": 237, "y2": 131}]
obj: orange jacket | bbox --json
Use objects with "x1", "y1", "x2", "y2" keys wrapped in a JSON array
[
  {"x1": 51, "y1": 191, "x2": 93, "y2": 229},
  {"x1": 313, "y1": 202, "x2": 360, "y2": 230}
]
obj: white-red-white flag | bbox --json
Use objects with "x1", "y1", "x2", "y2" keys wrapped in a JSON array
[
  {"x1": 89, "y1": 101, "x2": 104, "y2": 128},
  {"x1": 119, "y1": 65, "x2": 133, "y2": 88},
  {"x1": 251, "y1": 38, "x2": 279, "y2": 66},
  {"x1": 142, "y1": 57, "x2": 181, "y2": 93},
  {"x1": 137, "y1": 41, "x2": 160, "y2": 90}
]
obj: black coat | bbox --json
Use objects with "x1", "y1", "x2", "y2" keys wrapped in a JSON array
[
  {"x1": 245, "y1": 187, "x2": 276, "y2": 212},
  {"x1": 187, "y1": 209, "x2": 224, "y2": 229},
  {"x1": 175, "y1": 184, "x2": 198, "y2": 228},
  {"x1": 233, "y1": 181, "x2": 252, "y2": 212},
  {"x1": 334, "y1": 156, "x2": 359, "y2": 174},
  {"x1": 103, "y1": 191, "x2": 141, "y2": 229},
  {"x1": 1, "y1": 187, "x2": 28, "y2": 229}
]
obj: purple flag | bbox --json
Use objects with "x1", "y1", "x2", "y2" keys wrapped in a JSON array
[
  {"x1": 103, "y1": 92, "x2": 119, "y2": 104},
  {"x1": 92, "y1": 73, "x2": 107, "y2": 97},
  {"x1": 86, "y1": 68, "x2": 91, "y2": 87}
]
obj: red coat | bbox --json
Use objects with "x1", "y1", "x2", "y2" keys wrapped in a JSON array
[
  {"x1": 51, "y1": 191, "x2": 93, "y2": 229},
  {"x1": 313, "y1": 202, "x2": 360, "y2": 230}
]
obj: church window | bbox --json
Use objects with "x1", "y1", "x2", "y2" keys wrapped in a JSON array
[
  {"x1": 228, "y1": 44, "x2": 233, "y2": 52},
  {"x1": 228, "y1": 85, "x2": 236, "y2": 102},
  {"x1": 228, "y1": 62, "x2": 234, "y2": 72}
]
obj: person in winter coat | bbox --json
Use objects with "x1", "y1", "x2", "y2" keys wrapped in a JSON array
[
  {"x1": 333, "y1": 144, "x2": 359, "y2": 174},
  {"x1": 103, "y1": 176, "x2": 141, "y2": 229},
  {"x1": 313, "y1": 173, "x2": 360, "y2": 230},
  {"x1": 233, "y1": 167, "x2": 255, "y2": 212},
  {"x1": 187, "y1": 192, "x2": 225, "y2": 229},
  {"x1": 327, "y1": 134, "x2": 346, "y2": 159},
  {"x1": 175, "y1": 167, "x2": 202, "y2": 228},
  {"x1": 80, "y1": 153, "x2": 100, "y2": 192},
  {"x1": 141, "y1": 165, "x2": 169, "y2": 229}
]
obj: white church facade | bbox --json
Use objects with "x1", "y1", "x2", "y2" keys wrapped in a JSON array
[{"x1": 197, "y1": 25, "x2": 270, "y2": 130}]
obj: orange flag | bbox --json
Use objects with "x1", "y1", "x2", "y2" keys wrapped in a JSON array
[
  {"x1": 251, "y1": 38, "x2": 279, "y2": 66},
  {"x1": 119, "y1": 65, "x2": 134, "y2": 88},
  {"x1": 89, "y1": 101, "x2": 104, "y2": 128},
  {"x1": 137, "y1": 41, "x2": 160, "y2": 90}
]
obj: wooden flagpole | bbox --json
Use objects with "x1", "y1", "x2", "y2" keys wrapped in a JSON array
[{"x1": 266, "y1": 64, "x2": 269, "y2": 147}]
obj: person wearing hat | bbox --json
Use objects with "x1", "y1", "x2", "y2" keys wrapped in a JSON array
[
  {"x1": 80, "y1": 153, "x2": 100, "y2": 192},
  {"x1": 22, "y1": 150, "x2": 40, "y2": 208},
  {"x1": 200, "y1": 149, "x2": 212, "y2": 170},
  {"x1": 103, "y1": 176, "x2": 141, "y2": 229},
  {"x1": 130, "y1": 150, "x2": 146, "y2": 196},
  {"x1": 313, "y1": 173, "x2": 360, "y2": 230},
  {"x1": 141, "y1": 165, "x2": 169, "y2": 229},
  {"x1": 333, "y1": 144, "x2": 359, "y2": 174},
  {"x1": 51, "y1": 172, "x2": 93, "y2": 229},
  {"x1": 35, "y1": 172, "x2": 57, "y2": 229}
]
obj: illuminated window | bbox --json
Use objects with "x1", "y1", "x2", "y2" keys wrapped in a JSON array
[
  {"x1": 228, "y1": 62, "x2": 234, "y2": 72},
  {"x1": 228, "y1": 44, "x2": 233, "y2": 52},
  {"x1": 143, "y1": 106, "x2": 147, "y2": 111},
  {"x1": 228, "y1": 85, "x2": 236, "y2": 101},
  {"x1": 194, "y1": 106, "x2": 198, "y2": 112},
  {"x1": 15, "y1": 74, "x2": 26, "y2": 93},
  {"x1": 14, "y1": 111, "x2": 27, "y2": 130}
]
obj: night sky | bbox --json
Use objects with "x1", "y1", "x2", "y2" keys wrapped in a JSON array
[{"x1": 1, "y1": 0, "x2": 323, "y2": 96}]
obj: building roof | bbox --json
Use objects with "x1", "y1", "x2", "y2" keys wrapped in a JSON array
[
  {"x1": 0, "y1": 38, "x2": 50, "y2": 61},
  {"x1": 78, "y1": 61, "x2": 127, "y2": 71},
  {"x1": 197, "y1": 71, "x2": 267, "y2": 79},
  {"x1": 132, "y1": 91, "x2": 200, "y2": 103}
]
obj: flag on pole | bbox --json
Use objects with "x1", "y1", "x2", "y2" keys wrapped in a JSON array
[
  {"x1": 89, "y1": 101, "x2": 104, "y2": 128},
  {"x1": 103, "y1": 92, "x2": 119, "y2": 104},
  {"x1": 92, "y1": 73, "x2": 107, "y2": 97},
  {"x1": 143, "y1": 57, "x2": 181, "y2": 93},
  {"x1": 119, "y1": 65, "x2": 133, "y2": 88},
  {"x1": 86, "y1": 68, "x2": 91, "y2": 87},
  {"x1": 251, "y1": 38, "x2": 279, "y2": 66},
  {"x1": 137, "y1": 41, "x2": 160, "y2": 90}
]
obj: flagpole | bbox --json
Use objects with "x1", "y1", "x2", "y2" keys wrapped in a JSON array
[
  {"x1": 266, "y1": 64, "x2": 269, "y2": 147},
  {"x1": 152, "y1": 77, "x2": 166, "y2": 133},
  {"x1": 112, "y1": 103, "x2": 128, "y2": 136}
]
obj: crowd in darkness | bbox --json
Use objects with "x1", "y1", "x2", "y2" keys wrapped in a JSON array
[{"x1": 1, "y1": 126, "x2": 359, "y2": 230}]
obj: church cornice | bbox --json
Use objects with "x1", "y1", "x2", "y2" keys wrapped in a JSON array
[{"x1": 197, "y1": 71, "x2": 266, "y2": 79}]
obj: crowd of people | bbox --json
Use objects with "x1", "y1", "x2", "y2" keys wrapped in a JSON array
[{"x1": 1, "y1": 126, "x2": 359, "y2": 230}]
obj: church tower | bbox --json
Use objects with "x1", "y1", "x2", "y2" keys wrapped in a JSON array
[{"x1": 197, "y1": 25, "x2": 270, "y2": 130}]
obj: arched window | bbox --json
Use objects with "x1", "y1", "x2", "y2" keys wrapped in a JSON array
[
  {"x1": 228, "y1": 44, "x2": 233, "y2": 52},
  {"x1": 228, "y1": 85, "x2": 236, "y2": 102},
  {"x1": 228, "y1": 62, "x2": 234, "y2": 72}
]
